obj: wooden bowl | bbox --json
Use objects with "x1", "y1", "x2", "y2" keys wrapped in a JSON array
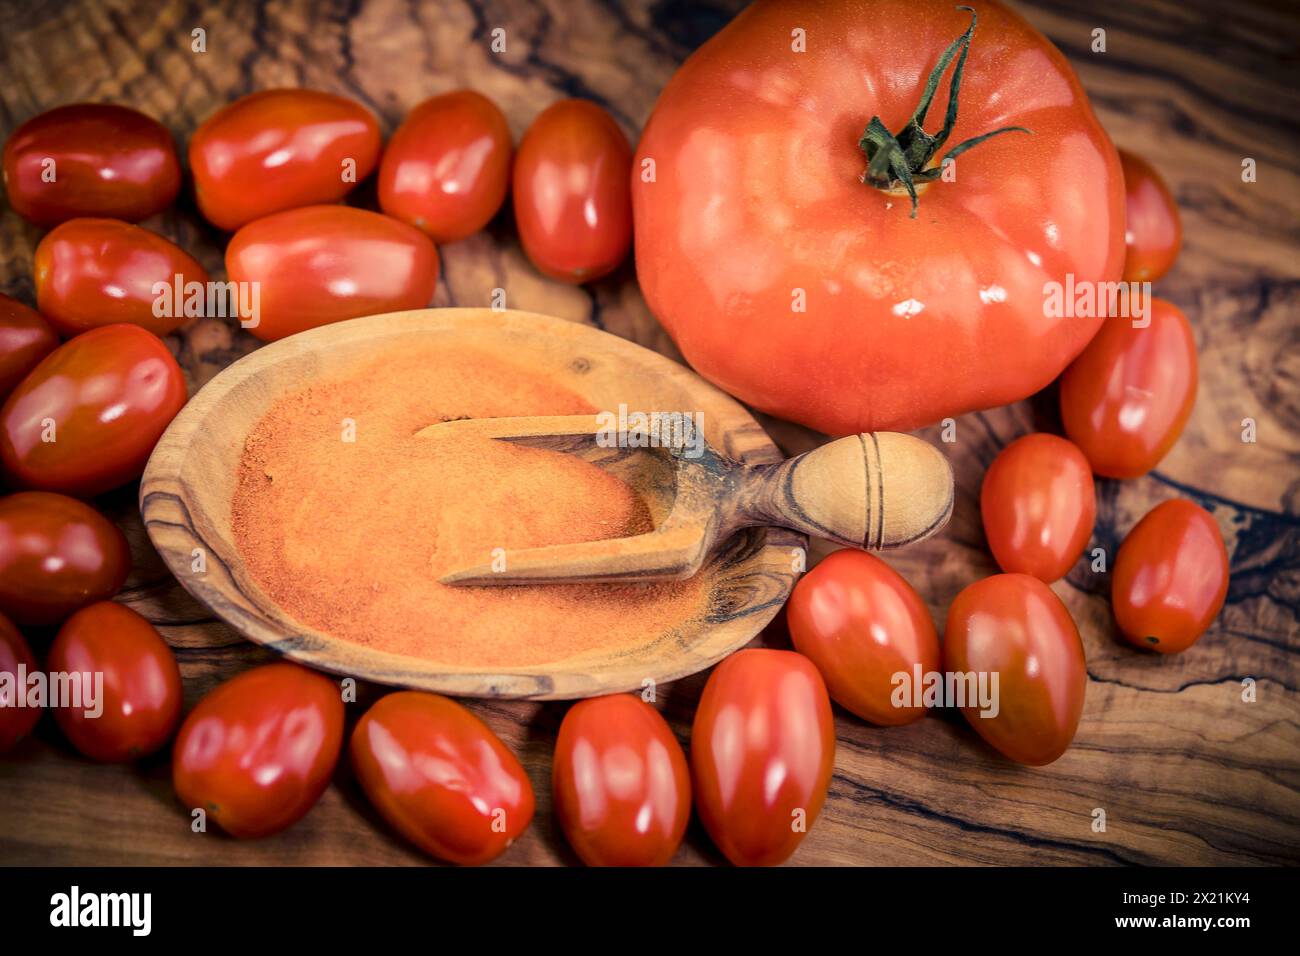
[{"x1": 140, "y1": 308, "x2": 802, "y2": 699}]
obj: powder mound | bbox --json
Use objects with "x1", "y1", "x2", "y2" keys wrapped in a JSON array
[{"x1": 230, "y1": 344, "x2": 709, "y2": 668}]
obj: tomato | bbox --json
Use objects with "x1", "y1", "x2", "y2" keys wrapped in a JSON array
[
  {"x1": 0, "y1": 612, "x2": 41, "y2": 752},
  {"x1": 0, "y1": 492, "x2": 130, "y2": 626},
  {"x1": 552, "y1": 694, "x2": 690, "y2": 867},
  {"x1": 0, "y1": 324, "x2": 187, "y2": 496},
  {"x1": 34, "y1": 218, "x2": 210, "y2": 337},
  {"x1": 189, "y1": 89, "x2": 382, "y2": 231},
  {"x1": 378, "y1": 90, "x2": 513, "y2": 242},
  {"x1": 172, "y1": 662, "x2": 344, "y2": 839},
  {"x1": 2, "y1": 103, "x2": 180, "y2": 227},
  {"x1": 1112, "y1": 499, "x2": 1228, "y2": 654},
  {"x1": 1060, "y1": 297, "x2": 1197, "y2": 478},
  {"x1": 513, "y1": 99, "x2": 632, "y2": 283},
  {"x1": 633, "y1": 1, "x2": 1123, "y2": 436},
  {"x1": 1119, "y1": 149, "x2": 1181, "y2": 283},
  {"x1": 47, "y1": 601, "x2": 181, "y2": 762},
  {"x1": 351, "y1": 692, "x2": 534, "y2": 865},
  {"x1": 225, "y1": 205, "x2": 439, "y2": 342},
  {"x1": 0, "y1": 295, "x2": 57, "y2": 399},
  {"x1": 691, "y1": 648, "x2": 834, "y2": 866},
  {"x1": 980, "y1": 434, "x2": 1096, "y2": 582},
  {"x1": 786, "y1": 550, "x2": 939, "y2": 726},
  {"x1": 943, "y1": 574, "x2": 1086, "y2": 766}
]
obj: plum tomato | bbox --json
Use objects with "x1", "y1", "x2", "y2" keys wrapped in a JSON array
[
  {"x1": 1112, "y1": 499, "x2": 1228, "y2": 654},
  {"x1": 0, "y1": 611, "x2": 41, "y2": 752},
  {"x1": 1119, "y1": 149, "x2": 1181, "y2": 283},
  {"x1": 552, "y1": 694, "x2": 690, "y2": 867},
  {"x1": 350, "y1": 692, "x2": 535, "y2": 865},
  {"x1": 0, "y1": 324, "x2": 187, "y2": 496},
  {"x1": 0, "y1": 492, "x2": 130, "y2": 626},
  {"x1": 980, "y1": 434, "x2": 1096, "y2": 582},
  {"x1": 0, "y1": 295, "x2": 57, "y2": 399},
  {"x1": 189, "y1": 89, "x2": 382, "y2": 231},
  {"x1": 690, "y1": 648, "x2": 835, "y2": 866},
  {"x1": 2, "y1": 103, "x2": 181, "y2": 227},
  {"x1": 172, "y1": 662, "x2": 344, "y2": 839},
  {"x1": 513, "y1": 99, "x2": 632, "y2": 283},
  {"x1": 378, "y1": 90, "x2": 513, "y2": 243},
  {"x1": 1060, "y1": 297, "x2": 1197, "y2": 479},
  {"x1": 944, "y1": 574, "x2": 1086, "y2": 766},
  {"x1": 225, "y1": 205, "x2": 440, "y2": 342},
  {"x1": 787, "y1": 550, "x2": 940, "y2": 726},
  {"x1": 34, "y1": 218, "x2": 210, "y2": 337},
  {"x1": 47, "y1": 601, "x2": 182, "y2": 762}
]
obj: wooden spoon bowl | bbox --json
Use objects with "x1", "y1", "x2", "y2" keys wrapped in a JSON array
[{"x1": 141, "y1": 308, "x2": 803, "y2": 699}]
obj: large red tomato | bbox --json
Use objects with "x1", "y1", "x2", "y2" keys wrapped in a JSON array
[
  {"x1": 0, "y1": 324, "x2": 187, "y2": 496},
  {"x1": 552, "y1": 694, "x2": 690, "y2": 867},
  {"x1": 225, "y1": 205, "x2": 440, "y2": 342},
  {"x1": 351, "y1": 692, "x2": 535, "y2": 865},
  {"x1": 633, "y1": 0, "x2": 1124, "y2": 435},
  {"x1": 0, "y1": 611, "x2": 41, "y2": 752},
  {"x1": 2, "y1": 103, "x2": 181, "y2": 227},
  {"x1": 691, "y1": 648, "x2": 835, "y2": 866},
  {"x1": 0, "y1": 295, "x2": 57, "y2": 399},
  {"x1": 189, "y1": 89, "x2": 381, "y2": 231},
  {"x1": 172, "y1": 662, "x2": 344, "y2": 839}
]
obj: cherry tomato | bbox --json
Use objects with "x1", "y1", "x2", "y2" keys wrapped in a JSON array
[
  {"x1": 786, "y1": 550, "x2": 939, "y2": 726},
  {"x1": 980, "y1": 434, "x2": 1096, "y2": 582},
  {"x1": 1112, "y1": 499, "x2": 1228, "y2": 654},
  {"x1": 944, "y1": 574, "x2": 1086, "y2": 766},
  {"x1": 0, "y1": 611, "x2": 41, "y2": 752},
  {"x1": 0, "y1": 324, "x2": 187, "y2": 496},
  {"x1": 513, "y1": 99, "x2": 632, "y2": 283},
  {"x1": 552, "y1": 694, "x2": 690, "y2": 867},
  {"x1": 34, "y1": 218, "x2": 210, "y2": 337},
  {"x1": 189, "y1": 89, "x2": 382, "y2": 231},
  {"x1": 0, "y1": 491, "x2": 130, "y2": 626},
  {"x1": 0, "y1": 295, "x2": 57, "y2": 399},
  {"x1": 378, "y1": 90, "x2": 513, "y2": 243},
  {"x1": 1060, "y1": 297, "x2": 1197, "y2": 479},
  {"x1": 47, "y1": 601, "x2": 181, "y2": 762},
  {"x1": 173, "y1": 662, "x2": 344, "y2": 839},
  {"x1": 351, "y1": 692, "x2": 534, "y2": 865},
  {"x1": 1120, "y1": 149, "x2": 1181, "y2": 283},
  {"x1": 225, "y1": 205, "x2": 439, "y2": 342},
  {"x1": 691, "y1": 648, "x2": 834, "y2": 866},
  {"x1": 2, "y1": 103, "x2": 181, "y2": 227}
]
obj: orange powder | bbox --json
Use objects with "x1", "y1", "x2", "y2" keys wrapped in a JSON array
[{"x1": 230, "y1": 344, "x2": 709, "y2": 668}]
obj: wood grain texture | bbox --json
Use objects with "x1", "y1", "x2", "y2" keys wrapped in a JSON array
[{"x1": 1, "y1": 0, "x2": 1298, "y2": 866}]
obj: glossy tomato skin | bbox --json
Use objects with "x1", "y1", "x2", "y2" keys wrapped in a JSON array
[
  {"x1": 981, "y1": 434, "x2": 1096, "y2": 582},
  {"x1": 378, "y1": 90, "x2": 513, "y2": 242},
  {"x1": 0, "y1": 612, "x2": 41, "y2": 752},
  {"x1": 173, "y1": 662, "x2": 344, "y2": 839},
  {"x1": 1060, "y1": 297, "x2": 1197, "y2": 478},
  {"x1": 351, "y1": 692, "x2": 535, "y2": 865},
  {"x1": 34, "y1": 218, "x2": 210, "y2": 337},
  {"x1": 189, "y1": 89, "x2": 381, "y2": 231},
  {"x1": 514, "y1": 99, "x2": 632, "y2": 283},
  {"x1": 1120, "y1": 149, "x2": 1181, "y2": 283},
  {"x1": 552, "y1": 694, "x2": 690, "y2": 867},
  {"x1": 2, "y1": 103, "x2": 181, "y2": 227},
  {"x1": 944, "y1": 574, "x2": 1086, "y2": 766},
  {"x1": 1112, "y1": 500, "x2": 1228, "y2": 654},
  {"x1": 0, "y1": 324, "x2": 187, "y2": 496},
  {"x1": 225, "y1": 205, "x2": 439, "y2": 342},
  {"x1": 0, "y1": 295, "x2": 57, "y2": 399},
  {"x1": 691, "y1": 649, "x2": 835, "y2": 866},
  {"x1": 787, "y1": 550, "x2": 939, "y2": 725},
  {"x1": 0, "y1": 492, "x2": 130, "y2": 626},
  {"x1": 47, "y1": 601, "x2": 182, "y2": 762}
]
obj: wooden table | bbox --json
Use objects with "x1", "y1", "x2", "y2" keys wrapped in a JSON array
[{"x1": 1, "y1": 0, "x2": 1297, "y2": 866}]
